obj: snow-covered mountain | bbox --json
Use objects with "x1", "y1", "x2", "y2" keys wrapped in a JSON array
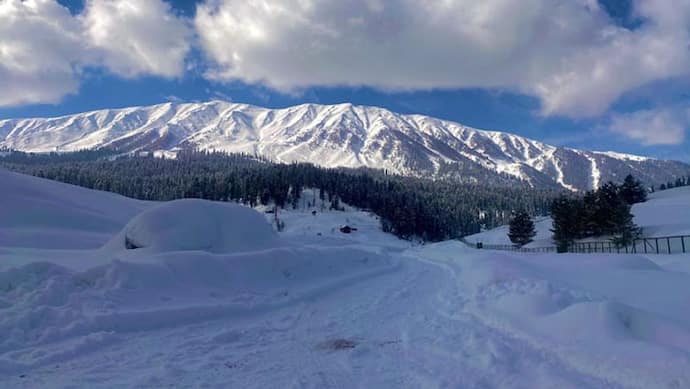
[{"x1": 1, "y1": 101, "x2": 687, "y2": 191}]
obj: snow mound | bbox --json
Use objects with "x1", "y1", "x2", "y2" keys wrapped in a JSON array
[
  {"x1": 448, "y1": 251, "x2": 690, "y2": 387},
  {"x1": 0, "y1": 246, "x2": 397, "y2": 367},
  {"x1": 105, "y1": 199, "x2": 278, "y2": 254},
  {"x1": 0, "y1": 169, "x2": 147, "y2": 249}
]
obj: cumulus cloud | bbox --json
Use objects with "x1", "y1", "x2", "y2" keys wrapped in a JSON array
[
  {"x1": 0, "y1": 0, "x2": 84, "y2": 106},
  {"x1": 609, "y1": 107, "x2": 689, "y2": 145},
  {"x1": 195, "y1": 0, "x2": 690, "y2": 118},
  {"x1": 4, "y1": 0, "x2": 690, "y2": 124},
  {"x1": 0, "y1": 0, "x2": 191, "y2": 107},
  {"x1": 82, "y1": 0, "x2": 191, "y2": 78}
]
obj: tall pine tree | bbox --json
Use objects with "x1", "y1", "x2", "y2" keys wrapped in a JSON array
[
  {"x1": 508, "y1": 210, "x2": 536, "y2": 247},
  {"x1": 619, "y1": 174, "x2": 647, "y2": 205}
]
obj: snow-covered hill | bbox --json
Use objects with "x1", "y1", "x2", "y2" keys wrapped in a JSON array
[
  {"x1": 2, "y1": 171, "x2": 690, "y2": 387},
  {"x1": 2, "y1": 101, "x2": 688, "y2": 191},
  {"x1": 0, "y1": 169, "x2": 148, "y2": 250}
]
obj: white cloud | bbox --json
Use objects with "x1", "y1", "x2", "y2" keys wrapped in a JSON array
[
  {"x1": 609, "y1": 107, "x2": 688, "y2": 145},
  {"x1": 0, "y1": 0, "x2": 84, "y2": 106},
  {"x1": 4, "y1": 0, "x2": 690, "y2": 124},
  {"x1": 0, "y1": 0, "x2": 191, "y2": 107},
  {"x1": 195, "y1": 0, "x2": 690, "y2": 118},
  {"x1": 82, "y1": 0, "x2": 191, "y2": 78}
]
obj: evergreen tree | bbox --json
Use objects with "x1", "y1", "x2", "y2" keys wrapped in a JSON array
[
  {"x1": 619, "y1": 174, "x2": 647, "y2": 205},
  {"x1": 0, "y1": 149, "x2": 558, "y2": 242},
  {"x1": 610, "y1": 205, "x2": 640, "y2": 248},
  {"x1": 551, "y1": 195, "x2": 581, "y2": 253},
  {"x1": 508, "y1": 210, "x2": 536, "y2": 247}
]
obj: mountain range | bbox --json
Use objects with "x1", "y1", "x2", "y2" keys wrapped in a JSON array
[{"x1": 1, "y1": 101, "x2": 688, "y2": 191}]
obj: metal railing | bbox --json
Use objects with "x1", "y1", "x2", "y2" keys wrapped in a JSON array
[
  {"x1": 476, "y1": 243, "x2": 557, "y2": 253},
  {"x1": 467, "y1": 234, "x2": 690, "y2": 255},
  {"x1": 568, "y1": 235, "x2": 689, "y2": 255}
]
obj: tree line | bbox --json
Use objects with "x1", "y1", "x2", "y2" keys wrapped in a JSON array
[
  {"x1": 549, "y1": 174, "x2": 646, "y2": 252},
  {"x1": 657, "y1": 176, "x2": 690, "y2": 191},
  {"x1": 1, "y1": 149, "x2": 558, "y2": 242}
]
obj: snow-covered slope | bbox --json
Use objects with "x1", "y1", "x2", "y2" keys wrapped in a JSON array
[
  {"x1": 2, "y1": 171, "x2": 690, "y2": 387},
  {"x1": 2, "y1": 101, "x2": 687, "y2": 191},
  {"x1": 465, "y1": 185, "x2": 690, "y2": 247},
  {"x1": 0, "y1": 168, "x2": 148, "y2": 250}
]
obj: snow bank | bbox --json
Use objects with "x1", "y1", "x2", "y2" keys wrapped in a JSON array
[
  {"x1": 0, "y1": 169, "x2": 147, "y2": 249},
  {"x1": 449, "y1": 250, "x2": 690, "y2": 387},
  {"x1": 0, "y1": 246, "x2": 397, "y2": 370},
  {"x1": 105, "y1": 199, "x2": 278, "y2": 254}
]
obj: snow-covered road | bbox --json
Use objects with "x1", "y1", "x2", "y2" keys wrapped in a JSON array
[{"x1": 2, "y1": 255, "x2": 616, "y2": 388}]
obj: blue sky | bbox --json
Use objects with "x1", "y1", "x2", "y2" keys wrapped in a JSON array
[{"x1": 1, "y1": 0, "x2": 689, "y2": 162}]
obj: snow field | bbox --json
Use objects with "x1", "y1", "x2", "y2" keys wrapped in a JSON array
[
  {"x1": 410, "y1": 243, "x2": 690, "y2": 387},
  {"x1": 2, "y1": 171, "x2": 690, "y2": 387}
]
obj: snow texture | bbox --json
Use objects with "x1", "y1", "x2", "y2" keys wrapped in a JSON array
[
  {"x1": 104, "y1": 199, "x2": 278, "y2": 254},
  {"x1": 1, "y1": 171, "x2": 690, "y2": 388}
]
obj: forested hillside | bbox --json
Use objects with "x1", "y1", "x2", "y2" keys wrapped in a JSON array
[{"x1": 0, "y1": 149, "x2": 558, "y2": 241}]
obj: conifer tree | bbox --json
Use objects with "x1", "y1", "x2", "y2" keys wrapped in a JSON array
[
  {"x1": 508, "y1": 210, "x2": 536, "y2": 247},
  {"x1": 619, "y1": 174, "x2": 647, "y2": 205},
  {"x1": 551, "y1": 195, "x2": 581, "y2": 253}
]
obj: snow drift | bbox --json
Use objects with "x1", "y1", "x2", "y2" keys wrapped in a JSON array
[
  {"x1": 449, "y1": 248, "x2": 690, "y2": 388},
  {"x1": 105, "y1": 199, "x2": 278, "y2": 254},
  {"x1": 0, "y1": 168, "x2": 147, "y2": 249},
  {"x1": 0, "y1": 247, "x2": 397, "y2": 363}
]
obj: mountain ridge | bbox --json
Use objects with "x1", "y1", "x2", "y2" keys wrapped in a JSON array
[{"x1": 1, "y1": 100, "x2": 688, "y2": 191}]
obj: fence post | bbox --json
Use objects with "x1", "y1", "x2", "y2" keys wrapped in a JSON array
[
  {"x1": 683, "y1": 236, "x2": 687, "y2": 253},
  {"x1": 667, "y1": 238, "x2": 671, "y2": 254},
  {"x1": 656, "y1": 238, "x2": 659, "y2": 254}
]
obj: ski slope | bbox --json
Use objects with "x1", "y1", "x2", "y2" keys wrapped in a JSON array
[
  {"x1": 2, "y1": 170, "x2": 690, "y2": 388},
  {"x1": 465, "y1": 185, "x2": 690, "y2": 247}
]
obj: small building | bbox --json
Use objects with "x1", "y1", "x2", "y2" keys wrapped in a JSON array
[{"x1": 339, "y1": 225, "x2": 358, "y2": 234}]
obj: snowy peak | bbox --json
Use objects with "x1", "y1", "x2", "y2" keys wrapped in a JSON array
[{"x1": 1, "y1": 101, "x2": 688, "y2": 191}]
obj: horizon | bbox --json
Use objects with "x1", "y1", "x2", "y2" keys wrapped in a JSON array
[
  {"x1": 0, "y1": 98, "x2": 675, "y2": 162},
  {"x1": 1, "y1": 0, "x2": 689, "y2": 163}
]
